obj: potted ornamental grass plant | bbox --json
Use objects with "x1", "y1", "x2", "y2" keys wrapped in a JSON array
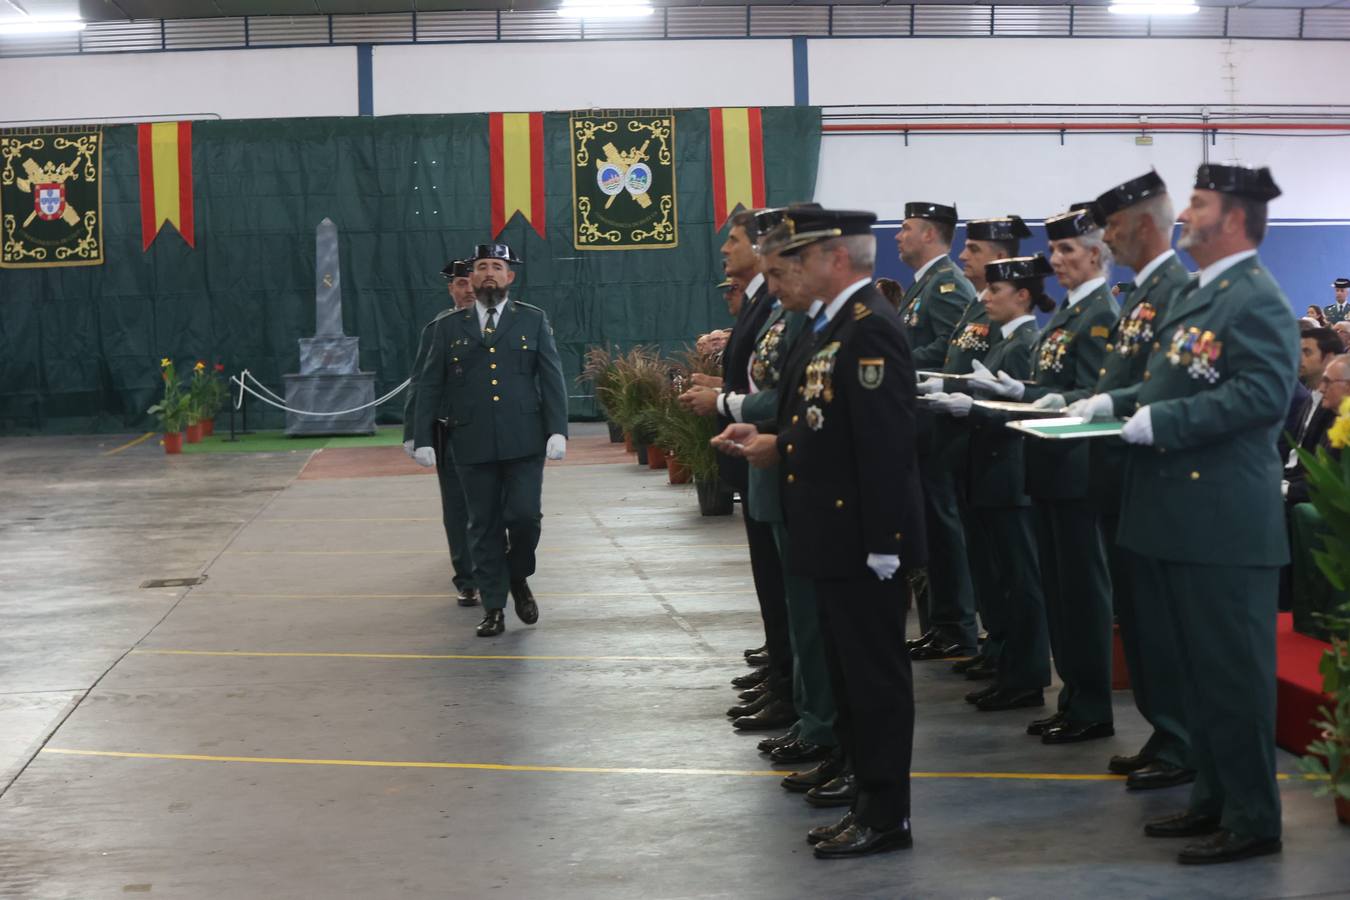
[
  {"x1": 606, "y1": 347, "x2": 665, "y2": 465},
  {"x1": 147, "y1": 357, "x2": 190, "y2": 454},
  {"x1": 580, "y1": 346, "x2": 625, "y2": 444},
  {"x1": 1295, "y1": 396, "x2": 1350, "y2": 824}
]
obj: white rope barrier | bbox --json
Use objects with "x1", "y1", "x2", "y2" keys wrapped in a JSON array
[{"x1": 228, "y1": 369, "x2": 411, "y2": 418}]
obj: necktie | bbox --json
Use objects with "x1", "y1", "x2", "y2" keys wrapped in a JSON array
[{"x1": 485, "y1": 306, "x2": 497, "y2": 334}]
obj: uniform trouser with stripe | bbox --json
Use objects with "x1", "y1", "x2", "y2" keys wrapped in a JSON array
[
  {"x1": 457, "y1": 455, "x2": 544, "y2": 611},
  {"x1": 745, "y1": 508, "x2": 794, "y2": 701},
  {"x1": 769, "y1": 522, "x2": 836, "y2": 747},
  {"x1": 969, "y1": 504, "x2": 1050, "y2": 693},
  {"x1": 815, "y1": 572, "x2": 914, "y2": 831},
  {"x1": 1034, "y1": 499, "x2": 1114, "y2": 724},
  {"x1": 1139, "y1": 557, "x2": 1281, "y2": 839},
  {"x1": 918, "y1": 454, "x2": 978, "y2": 648},
  {"x1": 433, "y1": 421, "x2": 476, "y2": 592}
]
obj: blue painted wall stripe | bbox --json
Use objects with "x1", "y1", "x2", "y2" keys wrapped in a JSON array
[
  {"x1": 357, "y1": 44, "x2": 373, "y2": 117},
  {"x1": 792, "y1": 36, "x2": 809, "y2": 107}
]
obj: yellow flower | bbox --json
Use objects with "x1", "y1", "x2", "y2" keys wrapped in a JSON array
[
  {"x1": 1329, "y1": 407, "x2": 1350, "y2": 450},
  {"x1": 194, "y1": 361, "x2": 205, "y2": 372},
  {"x1": 160, "y1": 357, "x2": 171, "y2": 368}
]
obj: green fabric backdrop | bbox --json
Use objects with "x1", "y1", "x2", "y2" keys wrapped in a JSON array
[{"x1": 0, "y1": 108, "x2": 820, "y2": 434}]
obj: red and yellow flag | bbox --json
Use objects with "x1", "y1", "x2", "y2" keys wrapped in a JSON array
[
  {"x1": 489, "y1": 112, "x2": 545, "y2": 239},
  {"x1": 709, "y1": 107, "x2": 766, "y2": 231},
  {"x1": 138, "y1": 121, "x2": 194, "y2": 250}
]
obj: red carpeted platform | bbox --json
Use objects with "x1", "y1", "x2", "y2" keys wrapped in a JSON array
[{"x1": 1277, "y1": 612, "x2": 1332, "y2": 755}]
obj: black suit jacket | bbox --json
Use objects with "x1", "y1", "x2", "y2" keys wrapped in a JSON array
[
  {"x1": 717, "y1": 279, "x2": 774, "y2": 493},
  {"x1": 1284, "y1": 395, "x2": 1337, "y2": 505},
  {"x1": 774, "y1": 283, "x2": 927, "y2": 578}
]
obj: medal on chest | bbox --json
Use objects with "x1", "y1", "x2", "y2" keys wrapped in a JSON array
[
  {"x1": 804, "y1": 341, "x2": 840, "y2": 405},
  {"x1": 750, "y1": 320, "x2": 788, "y2": 389},
  {"x1": 1114, "y1": 302, "x2": 1157, "y2": 357},
  {"x1": 1035, "y1": 328, "x2": 1072, "y2": 374},
  {"x1": 1166, "y1": 325, "x2": 1223, "y2": 383},
  {"x1": 953, "y1": 321, "x2": 990, "y2": 353},
  {"x1": 904, "y1": 298, "x2": 922, "y2": 329}
]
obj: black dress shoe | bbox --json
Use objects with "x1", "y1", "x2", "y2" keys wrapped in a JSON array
[
  {"x1": 456, "y1": 587, "x2": 480, "y2": 607},
  {"x1": 1041, "y1": 720, "x2": 1114, "y2": 744},
  {"x1": 757, "y1": 727, "x2": 800, "y2": 754},
  {"x1": 745, "y1": 650, "x2": 770, "y2": 667},
  {"x1": 733, "y1": 699, "x2": 797, "y2": 731},
  {"x1": 805, "y1": 772, "x2": 856, "y2": 808},
  {"x1": 807, "y1": 811, "x2": 855, "y2": 845},
  {"x1": 1026, "y1": 710, "x2": 1065, "y2": 736},
  {"x1": 910, "y1": 641, "x2": 972, "y2": 661},
  {"x1": 509, "y1": 579, "x2": 538, "y2": 625},
  {"x1": 951, "y1": 655, "x2": 985, "y2": 674},
  {"x1": 781, "y1": 755, "x2": 847, "y2": 793},
  {"x1": 962, "y1": 660, "x2": 998, "y2": 681},
  {"x1": 976, "y1": 689, "x2": 1045, "y2": 712},
  {"x1": 770, "y1": 739, "x2": 833, "y2": 765},
  {"x1": 738, "y1": 681, "x2": 770, "y2": 701},
  {"x1": 1126, "y1": 762, "x2": 1197, "y2": 792},
  {"x1": 731, "y1": 666, "x2": 769, "y2": 689},
  {"x1": 1144, "y1": 811, "x2": 1222, "y2": 838},
  {"x1": 743, "y1": 643, "x2": 766, "y2": 659},
  {"x1": 476, "y1": 609, "x2": 505, "y2": 637},
  {"x1": 965, "y1": 684, "x2": 998, "y2": 705},
  {"x1": 813, "y1": 820, "x2": 913, "y2": 859},
  {"x1": 727, "y1": 691, "x2": 774, "y2": 719},
  {"x1": 1108, "y1": 752, "x2": 1152, "y2": 775},
  {"x1": 905, "y1": 631, "x2": 937, "y2": 651},
  {"x1": 1177, "y1": 830, "x2": 1281, "y2": 865}
]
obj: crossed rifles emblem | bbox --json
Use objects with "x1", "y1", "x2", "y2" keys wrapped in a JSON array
[
  {"x1": 15, "y1": 158, "x2": 81, "y2": 228},
  {"x1": 595, "y1": 140, "x2": 654, "y2": 210}
]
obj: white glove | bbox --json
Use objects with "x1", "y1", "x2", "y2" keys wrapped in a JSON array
[
  {"x1": 867, "y1": 553, "x2": 901, "y2": 581},
  {"x1": 969, "y1": 359, "x2": 1025, "y2": 400},
  {"x1": 413, "y1": 446, "x2": 436, "y2": 467},
  {"x1": 1281, "y1": 480, "x2": 1289, "y2": 499},
  {"x1": 1121, "y1": 406, "x2": 1154, "y2": 446},
  {"x1": 1067, "y1": 393, "x2": 1115, "y2": 423},
  {"x1": 932, "y1": 392, "x2": 973, "y2": 418},
  {"x1": 403, "y1": 439, "x2": 415, "y2": 458},
  {"x1": 1032, "y1": 394, "x2": 1066, "y2": 411},
  {"x1": 916, "y1": 377, "x2": 943, "y2": 396},
  {"x1": 546, "y1": 434, "x2": 567, "y2": 461}
]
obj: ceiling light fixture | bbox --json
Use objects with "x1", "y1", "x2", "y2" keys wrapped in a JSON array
[
  {"x1": 0, "y1": 13, "x2": 87, "y2": 35},
  {"x1": 1108, "y1": 1, "x2": 1200, "y2": 15},
  {"x1": 557, "y1": 0, "x2": 655, "y2": 19}
]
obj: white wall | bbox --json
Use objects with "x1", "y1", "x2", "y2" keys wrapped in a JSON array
[{"x1": 372, "y1": 40, "x2": 795, "y2": 114}]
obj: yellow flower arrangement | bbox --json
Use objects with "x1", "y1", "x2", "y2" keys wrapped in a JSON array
[{"x1": 1327, "y1": 397, "x2": 1350, "y2": 450}]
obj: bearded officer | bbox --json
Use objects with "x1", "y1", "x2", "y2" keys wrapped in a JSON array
[
  {"x1": 1075, "y1": 165, "x2": 1294, "y2": 865},
  {"x1": 412, "y1": 243, "x2": 568, "y2": 638}
]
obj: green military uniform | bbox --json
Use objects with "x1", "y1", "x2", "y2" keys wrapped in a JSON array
[
  {"x1": 1324, "y1": 298, "x2": 1350, "y2": 325},
  {"x1": 405, "y1": 305, "x2": 476, "y2": 598},
  {"x1": 738, "y1": 301, "x2": 836, "y2": 749},
  {"x1": 1019, "y1": 219, "x2": 1119, "y2": 732},
  {"x1": 901, "y1": 244, "x2": 980, "y2": 650},
  {"x1": 1111, "y1": 252, "x2": 1296, "y2": 841},
  {"x1": 413, "y1": 293, "x2": 568, "y2": 614}
]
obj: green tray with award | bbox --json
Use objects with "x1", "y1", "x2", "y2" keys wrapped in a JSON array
[{"x1": 1006, "y1": 416, "x2": 1126, "y2": 440}]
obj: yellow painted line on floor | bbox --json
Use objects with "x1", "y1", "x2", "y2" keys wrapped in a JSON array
[
  {"x1": 130, "y1": 649, "x2": 731, "y2": 662},
  {"x1": 102, "y1": 432, "x2": 156, "y2": 456}
]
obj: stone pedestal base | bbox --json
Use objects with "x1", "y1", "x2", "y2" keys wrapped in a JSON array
[{"x1": 283, "y1": 373, "x2": 377, "y2": 436}]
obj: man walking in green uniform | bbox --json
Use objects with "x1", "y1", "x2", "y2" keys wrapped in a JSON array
[
  {"x1": 404, "y1": 259, "x2": 480, "y2": 607},
  {"x1": 1078, "y1": 164, "x2": 1295, "y2": 864},
  {"x1": 895, "y1": 202, "x2": 980, "y2": 660},
  {"x1": 412, "y1": 243, "x2": 569, "y2": 638}
]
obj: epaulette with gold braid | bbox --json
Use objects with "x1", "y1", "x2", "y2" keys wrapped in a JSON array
[{"x1": 853, "y1": 302, "x2": 872, "y2": 321}]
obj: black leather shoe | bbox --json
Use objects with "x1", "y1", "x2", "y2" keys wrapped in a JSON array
[
  {"x1": 745, "y1": 650, "x2": 770, "y2": 667},
  {"x1": 1144, "y1": 811, "x2": 1222, "y2": 838},
  {"x1": 910, "y1": 641, "x2": 972, "y2": 661},
  {"x1": 951, "y1": 655, "x2": 985, "y2": 674},
  {"x1": 805, "y1": 772, "x2": 856, "y2": 808},
  {"x1": 1108, "y1": 752, "x2": 1152, "y2": 775},
  {"x1": 977, "y1": 689, "x2": 1045, "y2": 712},
  {"x1": 807, "y1": 812, "x2": 855, "y2": 845},
  {"x1": 757, "y1": 727, "x2": 800, "y2": 754},
  {"x1": 731, "y1": 667, "x2": 769, "y2": 689},
  {"x1": 1042, "y1": 720, "x2": 1114, "y2": 744},
  {"x1": 476, "y1": 609, "x2": 505, "y2": 637},
  {"x1": 727, "y1": 691, "x2": 774, "y2": 719},
  {"x1": 770, "y1": 739, "x2": 833, "y2": 765},
  {"x1": 813, "y1": 820, "x2": 913, "y2": 859},
  {"x1": 963, "y1": 660, "x2": 998, "y2": 681},
  {"x1": 1126, "y1": 762, "x2": 1197, "y2": 792},
  {"x1": 1026, "y1": 711, "x2": 1065, "y2": 736},
  {"x1": 965, "y1": 684, "x2": 998, "y2": 705},
  {"x1": 905, "y1": 631, "x2": 937, "y2": 651},
  {"x1": 733, "y1": 699, "x2": 797, "y2": 732},
  {"x1": 781, "y1": 755, "x2": 847, "y2": 793},
  {"x1": 743, "y1": 643, "x2": 766, "y2": 659},
  {"x1": 509, "y1": 579, "x2": 538, "y2": 625},
  {"x1": 456, "y1": 587, "x2": 480, "y2": 607},
  {"x1": 1177, "y1": 830, "x2": 1281, "y2": 865},
  {"x1": 738, "y1": 681, "x2": 770, "y2": 701}
]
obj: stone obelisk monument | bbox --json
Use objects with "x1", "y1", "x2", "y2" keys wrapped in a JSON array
[{"x1": 283, "y1": 218, "x2": 377, "y2": 436}]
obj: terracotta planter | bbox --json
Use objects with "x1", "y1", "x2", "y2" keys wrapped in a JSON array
[
  {"x1": 163, "y1": 432, "x2": 184, "y2": 455},
  {"x1": 667, "y1": 454, "x2": 691, "y2": 484},
  {"x1": 201, "y1": 418, "x2": 215, "y2": 437},
  {"x1": 647, "y1": 445, "x2": 668, "y2": 469},
  {"x1": 185, "y1": 422, "x2": 203, "y2": 444},
  {"x1": 623, "y1": 432, "x2": 634, "y2": 453}
]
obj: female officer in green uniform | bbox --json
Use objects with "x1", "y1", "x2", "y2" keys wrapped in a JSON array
[{"x1": 969, "y1": 208, "x2": 1119, "y2": 743}]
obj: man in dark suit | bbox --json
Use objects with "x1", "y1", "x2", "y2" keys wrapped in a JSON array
[
  {"x1": 715, "y1": 208, "x2": 925, "y2": 859},
  {"x1": 1284, "y1": 343, "x2": 1346, "y2": 503}
]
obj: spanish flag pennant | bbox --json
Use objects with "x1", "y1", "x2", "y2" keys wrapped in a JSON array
[
  {"x1": 489, "y1": 112, "x2": 546, "y2": 239},
  {"x1": 137, "y1": 121, "x2": 194, "y2": 251},
  {"x1": 709, "y1": 107, "x2": 766, "y2": 231}
]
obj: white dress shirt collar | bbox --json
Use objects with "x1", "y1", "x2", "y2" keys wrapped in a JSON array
[
  {"x1": 476, "y1": 298, "x2": 508, "y2": 332},
  {"x1": 745, "y1": 272, "x2": 766, "y2": 300},
  {"x1": 1135, "y1": 249, "x2": 1177, "y2": 287},
  {"x1": 1066, "y1": 276, "x2": 1106, "y2": 308},
  {"x1": 819, "y1": 278, "x2": 873, "y2": 325},
  {"x1": 912, "y1": 253, "x2": 948, "y2": 285},
  {"x1": 1198, "y1": 249, "x2": 1258, "y2": 289},
  {"x1": 1001, "y1": 314, "x2": 1036, "y2": 339}
]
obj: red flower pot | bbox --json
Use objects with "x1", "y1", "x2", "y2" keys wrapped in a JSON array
[
  {"x1": 185, "y1": 422, "x2": 203, "y2": 444},
  {"x1": 623, "y1": 432, "x2": 634, "y2": 453},
  {"x1": 647, "y1": 445, "x2": 667, "y2": 469},
  {"x1": 201, "y1": 418, "x2": 215, "y2": 437},
  {"x1": 163, "y1": 432, "x2": 184, "y2": 455},
  {"x1": 667, "y1": 454, "x2": 691, "y2": 484}
]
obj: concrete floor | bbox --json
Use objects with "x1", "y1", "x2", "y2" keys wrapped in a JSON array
[{"x1": 1, "y1": 427, "x2": 1347, "y2": 899}]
